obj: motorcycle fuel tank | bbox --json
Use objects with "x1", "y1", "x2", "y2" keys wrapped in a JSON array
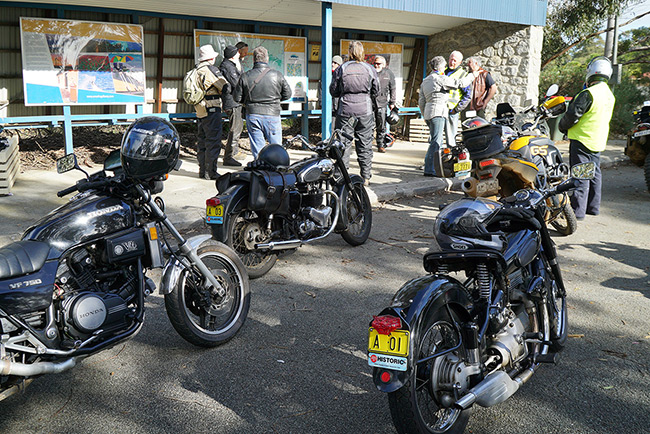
[
  {"x1": 291, "y1": 158, "x2": 335, "y2": 184},
  {"x1": 22, "y1": 193, "x2": 136, "y2": 252}
]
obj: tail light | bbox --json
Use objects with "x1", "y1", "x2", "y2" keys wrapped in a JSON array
[
  {"x1": 371, "y1": 315, "x2": 402, "y2": 335},
  {"x1": 380, "y1": 371, "x2": 392, "y2": 383},
  {"x1": 458, "y1": 152, "x2": 468, "y2": 160},
  {"x1": 206, "y1": 197, "x2": 221, "y2": 207},
  {"x1": 479, "y1": 159, "x2": 497, "y2": 168}
]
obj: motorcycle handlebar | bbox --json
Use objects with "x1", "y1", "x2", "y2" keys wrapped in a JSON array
[
  {"x1": 56, "y1": 185, "x2": 78, "y2": 197},
  {"x1": 57, "y1": 178, "x2": 112, "y2": 197}
]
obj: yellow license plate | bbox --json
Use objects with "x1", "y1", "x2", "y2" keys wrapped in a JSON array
[
  {"x1": 206, "y1": 205, "x2": 223, "y2": 217},
  {"x1": 368, "y1": 328, "x2": 409, "y2": 357},
  {"x1": 454, "y1": 161, "x2": 471, "y2": 172}
]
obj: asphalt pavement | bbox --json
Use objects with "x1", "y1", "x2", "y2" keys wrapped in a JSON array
[{"x1": 0, "y1": 136, "x2": 629, "y2": 247}]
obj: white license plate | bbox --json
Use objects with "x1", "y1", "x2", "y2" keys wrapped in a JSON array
[
  {"x1": 633, "y1": 129, "x2": 650, "y2": 138},
  {"x1": 368, "y1": 353, "x2": 408, "y2": 371}
]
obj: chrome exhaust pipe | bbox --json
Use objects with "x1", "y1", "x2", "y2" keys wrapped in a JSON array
[
  {"x1": 256, "y1": 190, "x2": 340, "y2": 251},
  {"x1": 455, "y1": 366, "x2": 540, "y2": 410},
  {"x1": 0, "y1": 357, "x2": 77, "y2": 377}
]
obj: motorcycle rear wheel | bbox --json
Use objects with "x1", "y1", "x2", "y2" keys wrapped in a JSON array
[
  {"x1": 643, "y1": 154, "x2": 650, "y2": 191},
  {"x1": 388, "y1": 306, "x2": 471, "y2": 434},
  {"x1": 227, "y1": 209, "x2": 278, "y2": 279},
  {"x1": 550, "y1": 201, "x2": 578, "y2": 236},
  {"x1": 164, "y1": 242, "x2": 250, "y2": 347},
  {"x1": 341, "y1": 183, "x2": 372, "y2": 246}
]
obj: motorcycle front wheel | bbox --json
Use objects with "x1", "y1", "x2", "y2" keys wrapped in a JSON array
[
  {"x1": 340, "y1": 182, "x2": 372, "y2": 246},
  {"x1": 165, "y1": 241, "x2": 250, "y2": 347},
  {"x1": 388, "y1": 305, "x2": 471, "y2": 434},
  {"x1": 227, "y1": 209, "x2": 278, "y2": 279},
  {"x1": 550, "y1": 200, "x2": 578, "y2": 236}
]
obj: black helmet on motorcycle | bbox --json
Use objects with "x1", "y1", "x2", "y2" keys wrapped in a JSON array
[
  {"x1": 121, "y1": 116, "x2": 180, "y2": 180},
  {"x1": 386, "y1": 107, "x2": 400, "y2": 125},
  {"x1": 434, "y1": 198, "x2": 505, "y2": 251},
  {"x1": 257, "y1": 144, "x2": 290, "y2": 167}
]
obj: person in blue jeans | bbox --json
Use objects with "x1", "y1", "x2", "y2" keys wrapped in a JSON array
[
  {"x1": 418, "y1": 56, "x2": 475, "y2": 176},
  {"x1": 233, "y1": 46, "x2": 292, "y2": 157}
]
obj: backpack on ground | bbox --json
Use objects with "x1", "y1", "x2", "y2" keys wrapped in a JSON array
[{"x1": 182, "y1": 65, "x2": 206, "y2": 106}]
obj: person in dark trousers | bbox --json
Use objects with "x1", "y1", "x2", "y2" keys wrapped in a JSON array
[
  {"x1": 330, "y1": 41, "x2": 380, "y2": 186},
  {"x1": 559, "y1": 56, "x2": 616, "y2": 220},
  {"x1": 193, "y1": 44, "x2": 227, "y2": 179},
  {"x1": 219, "y1": 45, "x2": 244, "y2": 166},
  {"x1": 373, "y1": 55, "x2": 396, "y2": 153},
  {"x1": 444, "y1": 50, "x2": 471, "y2": 146},
  {"x1": 233, "y1": 46, "x2": 292, "y2": 157}
]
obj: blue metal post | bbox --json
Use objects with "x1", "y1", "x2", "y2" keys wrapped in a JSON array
[
  {"x1": 63, "y1": 106, "x2": 73, "y2": 155},
  {"x1": 321, "y1": 2, "x2": 333, "y2": 140}
]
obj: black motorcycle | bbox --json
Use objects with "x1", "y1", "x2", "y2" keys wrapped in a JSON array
[
  {"x1": 0, "y1": 117, "x2": 249, "y2": 401},
  {"x1": 206, "y1": 127, "x2": 372, "y2": 278},
  {"x1": 624, "y1": 103, "x2": 650, "y2": 192},
  {"x1": 368, "y1": 163, "x2": 594, "y2": 433}
]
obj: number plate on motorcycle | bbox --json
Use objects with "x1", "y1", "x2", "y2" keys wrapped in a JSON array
[
  {"x1": 454, "y1": 161, "x2": 471, "y2": 172},
  {"x1": 368, "y1": 328, "x2": 409, "y2": 357},
  {"x1": 633, "y1": 129, "x2": 650, "y2": 138},
  {"x1": 206, "y1": 205, "x2": 224, "y2": 224}
]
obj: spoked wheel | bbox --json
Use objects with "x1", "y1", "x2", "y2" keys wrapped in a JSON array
[
  {"x1": 227, "y1": 210, "x2": 278, "y2": 279},
  {"x1": 388, "y1": 306, "x2": 471, "y2": 434},
  {"x1": 340, "y1": 182, "x2": 372, "y2": 246},
  {"x1": 644, "y1": 154, "x2": 650, "y2": 193},
  {"x1": 550, "y1": 199, "x2": 578, "y2": 236},
  {"x1": 165, "y1": 241, "x2": 250, "y2": 347}
]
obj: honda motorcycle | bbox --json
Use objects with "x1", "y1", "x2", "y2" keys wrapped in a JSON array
[
  {"x1": 624, "y1": 101, "x2": 650, "y2": 192},
  {"x1": 206, "y1": 127, "x2": 372, "y2": 279},
  {"x1": 435, "y1": 85, "x2": 578, "y2": 235},
  {"x1": 0, "y1": 117, "x2": 249, "y2": 401},
  {"x1": 368, "y1": 163, "x2": 595, "y2": 434}
]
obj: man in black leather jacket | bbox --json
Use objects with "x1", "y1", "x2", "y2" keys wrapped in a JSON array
[
  {"x1": 218, "y1": 45, "x2": 244, "y2": 166},
  {"x1": 330, "y1": 41, "x2": 380, "y2": 186},
  {"x1": 373, "y1": 55, "x2": 396, "y2": 153},
  {"x1": 233, "y1": 46, "x2": 292, "y2": 158}
]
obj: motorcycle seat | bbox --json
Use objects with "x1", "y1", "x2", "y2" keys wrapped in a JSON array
[{"x1": 0, "y1": 240, "x2": 51, "y2": 280}]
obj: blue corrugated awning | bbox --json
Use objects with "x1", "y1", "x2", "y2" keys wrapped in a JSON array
[{"x1": 316, "y1": 0, "x2": 548, "y2": 27}]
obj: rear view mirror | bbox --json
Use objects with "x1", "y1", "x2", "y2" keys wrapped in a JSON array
[
  {"x1": 56, "y1": 153, "x2": 77, "y2": 174},
  {"x1": 570, "y1": 162, "x2": 596, "y2": 180},
  {"x1": 546, "y1": 84, "x2": 559, "y2": 97}
]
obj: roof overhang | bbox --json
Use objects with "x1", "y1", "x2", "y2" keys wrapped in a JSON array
[{"x1": 10, "y1": 0, "x2": 547, "y2": 35}]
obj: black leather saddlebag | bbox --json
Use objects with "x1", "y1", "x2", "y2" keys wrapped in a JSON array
[
  {"x1": 248, "y1": 170, "x2": 297, "y2": 214},
  {"x1": 461, "y1": 125, "x2": 505, "y2": 160}
]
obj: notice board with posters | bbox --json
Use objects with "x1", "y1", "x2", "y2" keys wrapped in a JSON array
[
  {"x1": 340, "y1": 40, "x2": 403, "y2": 102},
  {"x1": 194, "y1": 30, "x2": 307, "y2": 103},
  {"x1": 19, "y1": 17, "x2": 146, "y2": 106}
]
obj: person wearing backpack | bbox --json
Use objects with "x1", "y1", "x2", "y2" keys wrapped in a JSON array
[
  {"x1": 233, "y1": 46, "x2": 292, "y2": 158},
  {"x1": 189, "y1": 44, "x2": 227, "y2": 179}
]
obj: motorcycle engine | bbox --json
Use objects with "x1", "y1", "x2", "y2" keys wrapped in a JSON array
[
  {"x1": 486, "y1": 304, "x2": 530, "y2": 370},
  {"x1": 55, "y1": 245, "x2": 138, "y2": 341}
]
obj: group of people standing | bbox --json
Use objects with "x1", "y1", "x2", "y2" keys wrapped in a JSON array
[
  {"x1": 418, "y1": 50, "x2": 498, "y2": 176},
  {"x1": 192, "y1": 42, "x2": 291, "y2": 179}
]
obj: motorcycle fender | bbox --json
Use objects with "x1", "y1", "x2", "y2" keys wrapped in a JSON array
[
  {"x1": 158, "y1": 234, "x2": 211, "y2": 295},
  {"x1": 335, "y1": 174, "x2": 364, "y2": 232},
  {"x1": 207, "y1": 183, "x2": 249, "y2": 244},
  {"x1": 371, "y1": 275, "x2": 472, "y2": 393}
]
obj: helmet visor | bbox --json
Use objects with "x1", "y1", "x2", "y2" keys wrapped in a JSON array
[{"x1": 122, "y1": 127, "x2": 177, "y2": 160}]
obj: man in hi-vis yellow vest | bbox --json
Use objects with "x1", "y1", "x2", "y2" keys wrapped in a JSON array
[{"x1": 559, "y1": 56, "x2": 615, "y2": 220}]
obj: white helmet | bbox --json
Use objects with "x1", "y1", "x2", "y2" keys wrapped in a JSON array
[{"x1": 586, "y1": 56, "x2": 612, "y2": 83}]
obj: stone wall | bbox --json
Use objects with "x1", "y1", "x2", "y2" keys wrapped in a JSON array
[{"x1": 427, "y1": 20, "x2": 544, "y2": 118}]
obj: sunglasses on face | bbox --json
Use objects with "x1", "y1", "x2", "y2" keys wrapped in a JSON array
[{"x1": 374, "y1": 63, "x2": 384, "y2": 66}]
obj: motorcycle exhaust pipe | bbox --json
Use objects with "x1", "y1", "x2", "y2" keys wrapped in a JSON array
[
  {"x1": 256, "y1": 190, "x2": 340, "y2": 252},
  {"x1": 0, "y1": 357, "x2": 77, "y2": 377},
  {"x1": 462, "y1": 177, "x2": 479, "y2": 197},
  {"x1": 455, "y1": 367, "x2": 538, "y2": 409}
]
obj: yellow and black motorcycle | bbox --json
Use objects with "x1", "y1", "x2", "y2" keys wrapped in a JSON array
[{"x1": 443, "y1": 85, "x2": 578, "y2": 235}]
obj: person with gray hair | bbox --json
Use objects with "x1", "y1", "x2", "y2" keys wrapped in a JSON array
[
  {"x1": 418, "y1": 55, "x2": 476, "y2": 176},
  {"x1": 445, "y1": 50, "x2": 471, "y2": 146},
  {"x1": 373, "y1": 55, "x2": 397, "y2": 153},
  {"x1": 234, "y1": 46, "x2": 292, "y2": 157},
  {"x1": 467, "y1": 56, "x2": 497, "y2": 119}
]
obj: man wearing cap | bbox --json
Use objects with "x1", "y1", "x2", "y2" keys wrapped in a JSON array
[
  {"x1": 219, "y1": 45, "x2": 244, "y2": 167},
  {"x1": 372, "y1": 55, "x2": 396, "y2": 153},
  {"x1": 194, "y1": 44, "x2": 228, "y2": 179},
  {"x1": 233, "y1": 46, "x2": 292, "y2": 157}
]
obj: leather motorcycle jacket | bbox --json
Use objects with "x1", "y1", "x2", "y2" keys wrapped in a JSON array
[{"x1": 233, "y1": 62, "x2": 292, "y2": 116}]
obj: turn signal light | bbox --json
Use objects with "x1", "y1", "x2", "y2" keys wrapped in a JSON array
[
  {"x1": 442, "y1": 148, "x2": 451, "y2": 154},
  {"x1": 479, "y1": 159, "x2": 497, "y2": 168},
  {"x1": 206, "y1": 197, "x2": 221, "y2": 207},
  {"x1": 371, "y1": 315, "x2": 402, "y2": 335}
]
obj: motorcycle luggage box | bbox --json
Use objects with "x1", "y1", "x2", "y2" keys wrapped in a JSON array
[
  {"x1": 249, "y1": 170, "x2": 297, "y2": 215},
  {"x1": 216, "y1": 171, "x2": 252, "y2": 194},
  {"x1": 461, "y1": 125, "x2": 505, "y2": 159}
]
